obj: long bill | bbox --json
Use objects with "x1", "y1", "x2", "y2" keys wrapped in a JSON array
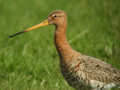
[{"x1": 8, "y1": 19, "x2": 49, "y2": 38}]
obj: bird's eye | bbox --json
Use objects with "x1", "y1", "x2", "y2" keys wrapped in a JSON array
[{"x1": 53, "y1": 15, "x2": 57, "y2": 18}]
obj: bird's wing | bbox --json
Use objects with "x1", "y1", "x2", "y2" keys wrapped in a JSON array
[{"x1": 76, "y1": 55, "x2": 120, "y2": 85}]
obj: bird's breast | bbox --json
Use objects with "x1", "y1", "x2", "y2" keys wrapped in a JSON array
[{"x1": 59, "y1": 57, "x2": 89, "y2": 89}]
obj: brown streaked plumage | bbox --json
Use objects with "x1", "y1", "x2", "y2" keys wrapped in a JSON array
[{"x1": 9, "y1": 10, "x2": 120, "y2": 90}]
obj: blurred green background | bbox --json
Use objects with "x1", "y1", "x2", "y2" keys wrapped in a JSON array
[{"x1": 0, "y1": 0, "x2": 120, "y2": 90}]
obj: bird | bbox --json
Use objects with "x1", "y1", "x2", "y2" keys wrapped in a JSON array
[{"x1": 9, "y1": 10, "x2": 120, "y2": 90}]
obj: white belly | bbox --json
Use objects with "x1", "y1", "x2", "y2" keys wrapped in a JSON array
[{"x1": 90, "y1": 80, "x2": 117, "y2": 90}]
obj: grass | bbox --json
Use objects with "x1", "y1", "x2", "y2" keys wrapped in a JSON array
[{"x1": 0, "y1": 0, "x2": 120, "y2": 90}]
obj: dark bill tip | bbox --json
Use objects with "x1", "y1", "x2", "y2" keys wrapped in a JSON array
[{"x1": 8, "y1": 30, "x2": 25, "y2": 38}]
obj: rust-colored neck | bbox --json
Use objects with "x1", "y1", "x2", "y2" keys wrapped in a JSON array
[{"x1": 54, "y1": 22, "x2": 73, "y2": 59}]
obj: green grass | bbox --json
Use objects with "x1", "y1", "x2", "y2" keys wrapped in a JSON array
[{"x1": 0, "y1": 0, "x2": 120, "y2": 90}]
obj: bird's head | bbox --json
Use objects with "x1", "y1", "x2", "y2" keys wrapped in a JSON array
[
  {"x1": 48, "y1": 10, "x2": 67, "y2": 26},
  {"x1": 9, "y1": 10, "x2": 67, "y2": 38}
]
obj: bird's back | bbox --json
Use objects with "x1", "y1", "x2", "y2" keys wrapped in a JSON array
[{"x1": 60, "y1": 52, "x2": 120, "y2": 90}]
